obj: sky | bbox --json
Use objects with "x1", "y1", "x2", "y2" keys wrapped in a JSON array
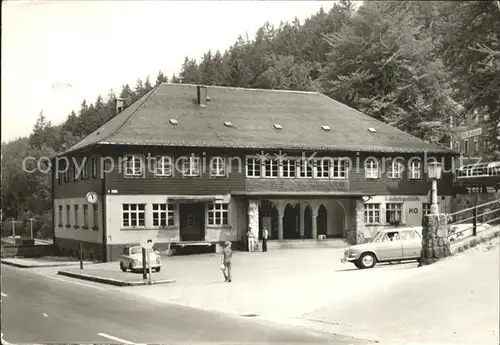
[{"x1": 1, "y1": 0, "x2": 338, "y2": 143}]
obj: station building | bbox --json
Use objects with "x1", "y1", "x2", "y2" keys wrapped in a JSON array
[{"x1": 52, "y1": 84, "x2": 457, "y2": 261}]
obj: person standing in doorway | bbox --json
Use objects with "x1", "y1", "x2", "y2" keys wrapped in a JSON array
[
  {"x1": 247, "y1": 229, "x2": 255, "y2": 252},
  {"x1": 221, "y1": 241, "x2": 232, "y2": 282},
  {"x1": 262, "y1": 227, "x2": 268, "y2": 252}
]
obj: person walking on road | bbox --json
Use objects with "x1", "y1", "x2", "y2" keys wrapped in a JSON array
[
  {"x1": 221, "y1": 241, "x2": 232, "y2": 282},
  {"x1": 262, "y1": 227, "x2": 268, "y2": 252},
  {"x1": 247, "y1": 229, "x2": 256, "y2": 252}
]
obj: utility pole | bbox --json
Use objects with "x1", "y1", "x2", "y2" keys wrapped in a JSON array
[
  {"x1": 10, "y1": 219, "x2": 16, "y2": 245},
  {"x1": 28, "y1": 218, "x2": 36, "y2": 239}
]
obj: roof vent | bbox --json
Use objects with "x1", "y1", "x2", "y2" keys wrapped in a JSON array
[
  {"x1": 169, "y1": 119, "x2": 179, "y2": 125},
  {"x1": 197, "y1": 86, "x2": 207, "y2": 107},
  {"x1": 224, "y1": 121, "x2": 233, "y2": 127},
  {"x1": 273, "y1": 124, "x2": 283, "y2": 130},
  {"x1": 321, "y1": 125, "x2": 331, "y2": 131},
  {"x1": 367, "y1": 127, "x2": 376, "y2": 133}
]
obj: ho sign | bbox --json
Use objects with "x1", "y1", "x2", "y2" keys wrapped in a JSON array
[{"x1": 408, "y1": 208, "x2": 419, "y2": 214}]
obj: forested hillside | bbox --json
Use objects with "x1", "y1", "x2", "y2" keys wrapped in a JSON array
[{"x1": 1, "y1": 0, "x2": 499, "y2": 238}]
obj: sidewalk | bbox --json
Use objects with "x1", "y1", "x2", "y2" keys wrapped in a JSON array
[{"x1": 1, "y1": 256, "x2": 95, "y2": 268}]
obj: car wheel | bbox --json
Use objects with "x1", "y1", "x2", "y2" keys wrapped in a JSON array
[
  {"x1": 155, "y1": 267, "x2": 161, "y2": 272},
  {"x1": 358, "y1": 253, "x2": 377, "y2": 269},
  {"x1": 354, "y1": 262, "x2": 363, "y2": 269},
  {"x1": 120, "y1": 262, "x2": 126, "y2": 272}
]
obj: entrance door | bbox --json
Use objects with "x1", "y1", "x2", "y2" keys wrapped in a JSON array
[{"x1": 179, "y1": 203, "x2": 205, "y2": 241}]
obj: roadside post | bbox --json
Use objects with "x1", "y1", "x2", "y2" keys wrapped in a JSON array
[
  {"x1": 142, "y1": 248, "x2": 147, "y2": 279},
  {"x1": 28, "y1": 218, "x2": 35, "y2": 239},
  {"x1": 140, "y1": 238, "x2": 154, "y2": 284},
  {"x1": 147, "y1": 248, "x2": 152, "y2": 285},
  {"x1": 10, "y1": 219, "x2": 16, "y2": 245},
  {"x1": 79, "y1": 243, "x2": 83, "y2": 269}
]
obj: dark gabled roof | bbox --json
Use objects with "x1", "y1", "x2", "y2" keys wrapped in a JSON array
[{"x1": 60, "y1": 83, "x2": 456, "y2": 156}]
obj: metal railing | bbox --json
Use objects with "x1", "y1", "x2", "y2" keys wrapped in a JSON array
[{"x1": 447, "y1": 198, "x2": 500, "y2": 242}]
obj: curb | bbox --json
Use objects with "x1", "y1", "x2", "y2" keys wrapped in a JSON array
[
  {"x1": 1, "y1": 260, "x2": 93, "y2": 268},
  {"x1": 57, "y1": 270, "x2": 176, "y2": 287}
]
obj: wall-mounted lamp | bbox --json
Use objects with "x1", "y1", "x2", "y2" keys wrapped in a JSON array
[{"x1": 362, "y1": 196, "x2": 373, "y2": 202}]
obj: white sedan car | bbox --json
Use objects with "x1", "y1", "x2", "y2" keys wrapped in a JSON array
[{"x1": 119, "y1": 246, "x2": 161, "y2": 272}]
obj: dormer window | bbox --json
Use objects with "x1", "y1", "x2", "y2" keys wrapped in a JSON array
[
  {"x1": 273, "y1": 124, "x2": 283, "y2": 130},
  {"x1": 224, "y1": 121, "x2": 233, "y2": 127},
  {"x1": 169, "y1": 119, "x2": 179, "y2": 125},
  {"x1": 321, "y1": 125, "x2": 331, "y2": 131}
]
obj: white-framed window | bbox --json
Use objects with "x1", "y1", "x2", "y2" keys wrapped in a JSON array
[
  {"x1": 365, "y1": 158, "x2": 379, "y2": 179},
  {"x1": 155, "y1": 156, "x2": 173, "y2": 176},
  {"x1": 408, "y1": 160, "x2": 421, "y2": 179},
  {"x1": 124, "y1": 154, "x2": 144, "y2": 177},
  {"x1": 263, "y1": 158, "x2": 279, "y2": 178},
  {"x1": 332, "y1": 159, "x2": 349, "y2": 179},
  {"x1": 152, "y1": 203, "x2": 174, "y2": 227},
  {"x1": 182, "y1": 156, "x2": 201, "y2": 176},
  {"x1": 422, "y1": 203, "x2": 430, "y2": 215},
  {"x1": 66, "y1": 205, "x2": 71, "y2": 226},
  {"x1": 454, "y1": 140, "x2": 460, "y2": 153},
  {"x1": 315, "y1": 159, "x2": 331, "y2": 178},
  {"x1": 58, "y1": 205, "x2": 63, "y2": 225},
  {"x1": 387, "y1": 160, "x2": 403, "y2": 179},
  {"x1": 386, "y1": 203, "x2": 402, "y2": 224},
  {"x1": 281, "y1": 159, "x2": 296, "y2": 178},
  {"x1": 473, "y1": 136, "x2": 479, "y2": 153},
  {"x1": 122, "y1": 204, "x2": 146, "y2": 228},
  {"x1": 207, "y1": 203, "x2": 229, "y2": 226},
  {"x1": 83, "y1": 204, "x2": 88, "y2": 228},
  {"x1": 298, "y1": 159, "x2": 313, "y2": 178},
  {"x1": 464, "y1": 139, "x2": 469, "y2": 155},
  {"x1": 92, "y1": 204, "x2": 99, "y2": 230},
  {"x1": 364, "y1": 204, "x2": 380, "y2": 224},
  {"x1": 91, "y1": 156, "x2": 98, "y2": 179},
  {"x1": 74, "y1": 205, "x2": 79, "y2": 227},
  {"x1": 210, "y1": 157, "x2": 226, "y2": 177},
  {"x1": 246, "y1": 157, "x2": 262, "y2": 178}
]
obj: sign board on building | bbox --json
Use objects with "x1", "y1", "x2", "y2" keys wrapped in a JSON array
[{"x1": 459, "y1": 128, "x2": 482, "y2": 139}]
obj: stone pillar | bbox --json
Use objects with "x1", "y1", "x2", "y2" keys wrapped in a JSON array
[
  {"x1": 348, "y1": 199, "x2": 365, "y2": 245},
  {"x1": 277, "y1": 207, "x2": 284, "y2": 240},
  {"x1": 419, "y1": 213, "x2": 451, "y2": 266},
  {"x1": 247, "y1": 200, "x2": 259, "y2": 240},
  {"x1": 299, "y1": 203, "x2": 305, "y2": 238},
  {"x1": 312, "y1": 209, "x2": 318, "y2": 240}
]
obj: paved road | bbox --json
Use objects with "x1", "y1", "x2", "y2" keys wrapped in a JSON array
[
  {"x1": 304, "y1": 243, "x2": 500, "y2": 344},
  {"x1": 1, "y1": 264, "x2": 371, "y2": 344}
]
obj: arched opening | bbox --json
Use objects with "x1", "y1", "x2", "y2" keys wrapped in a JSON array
[
  {"x1": 304, "y1": 206, "x2": 312, "y2": 239},
  {"x1": 259, "y1": 200, "x2": 273, "y2": 239},
  {"x1": 283, "y1": 203, "x2": 299, "y2": 239},
  {"x1": 317, "y1": 204, "x2": 328, "y2": 237}
]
